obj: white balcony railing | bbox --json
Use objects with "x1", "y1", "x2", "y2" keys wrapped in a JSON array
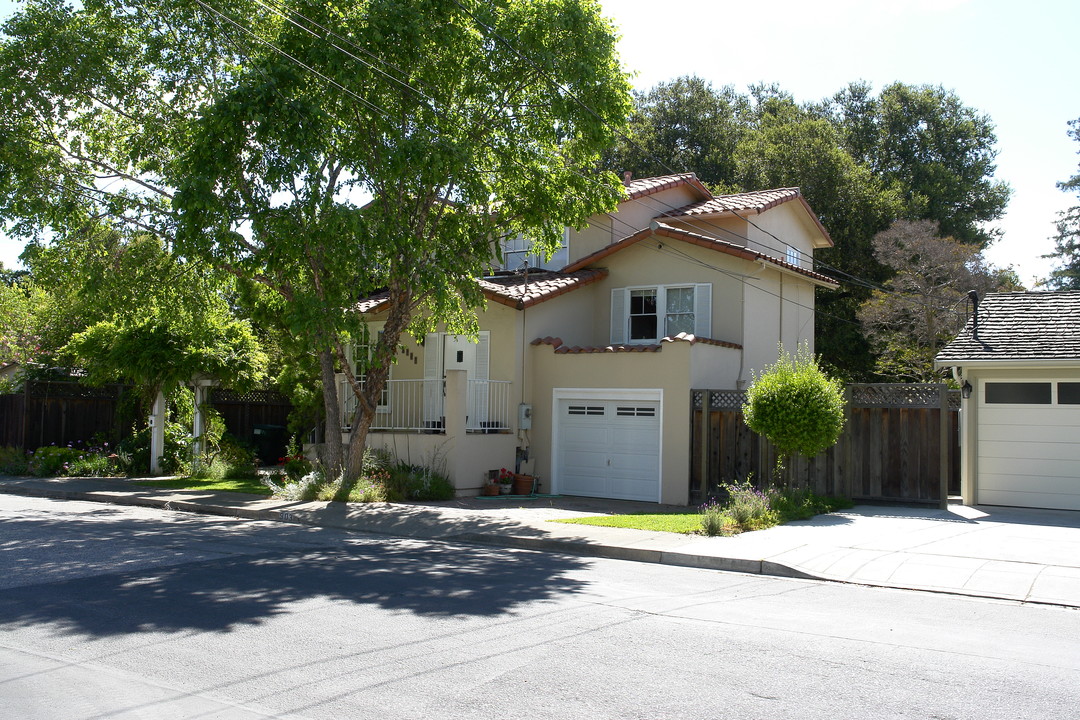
[{"x1": 340, "y1": 378, "x2": 512, "y2": 434}]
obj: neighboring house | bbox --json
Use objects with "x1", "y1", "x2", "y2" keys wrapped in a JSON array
[
  {"x1": 346, "y1": 173, "x2": 838, "y2": 505},
  {"x1": 935, "y1": 291, "x2": 1080, "y2": 511}
]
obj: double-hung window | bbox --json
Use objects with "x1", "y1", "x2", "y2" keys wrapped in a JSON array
[
  {"x1": 499, "y1": 228, "x2": 570, "y2": 271},
  {"x1": 612, "y1": 284, "x2": 712, "y2": 344},
  {"x1": 350, "y1": 328, "x2": 390, "y2": 412}
]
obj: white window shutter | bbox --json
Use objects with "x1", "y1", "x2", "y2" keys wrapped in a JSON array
[
  {"x1": 610, "y1": 288, "x2": 627, "y2": 344},
  {"x1": 423, "y1": 333, "x2": 443, "y2": 425},
  {"x1": 694, "y1": 283, "x2": 712, "y2": 338},
  {"x1": 474, "y1": 331, "x2": 490, "y2": 380}
]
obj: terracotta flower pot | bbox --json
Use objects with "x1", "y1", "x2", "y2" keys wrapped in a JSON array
[
  {"x1": 481, "y1": 483, "x2": 500, "y2": 496},
  {"x1": 512, "y1": 474, "x2": 534, "y2": 495}
]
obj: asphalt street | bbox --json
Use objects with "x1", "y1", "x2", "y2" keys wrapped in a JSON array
[{"x1": 2, "y1": 495, "x2": 1079, "y2": 719}]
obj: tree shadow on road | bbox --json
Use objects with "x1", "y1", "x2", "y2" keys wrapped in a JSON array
[{"x1": 0, "y1": 503, "x2": 590, "y2": 638}]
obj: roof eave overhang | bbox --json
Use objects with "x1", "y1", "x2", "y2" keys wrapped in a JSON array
[{"x1": 934, "y1": 357, "x2": 1080, "y2": 370}]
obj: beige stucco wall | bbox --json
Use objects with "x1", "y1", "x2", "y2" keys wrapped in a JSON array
[
  {"x1": 581, "y1": 237, "x2": 749, "y2": 350},
  {"x1": 748, "y1": 202, "x2": 829, "y2": 259},
  {"x1": 529, "y1": 342, "x2": 694, "y2": 505},
  {"x1": 568, "y1": 185, "x2": 704, "y2": 263}
]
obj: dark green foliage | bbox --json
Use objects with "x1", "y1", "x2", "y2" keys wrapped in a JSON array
[
  {"x1": 743, "y1": 344, "x2": 846, "y2": 462},
  {"x1": 1045, "y1": 118, "x2": 1080, "y2": 290}
]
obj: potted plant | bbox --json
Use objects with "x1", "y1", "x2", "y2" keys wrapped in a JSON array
[
  {"x1": 498, "y1": 467, "x2": 514, "y2": 494},
  {"x1": 512, "y1": 472, "x2": 535, "y2": 496}
]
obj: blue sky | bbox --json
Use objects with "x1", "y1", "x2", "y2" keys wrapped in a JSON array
[{"x1": 2, "y1": 0, "x2": 1077, "y2": 286}]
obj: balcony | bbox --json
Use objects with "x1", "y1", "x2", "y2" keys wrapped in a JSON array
[{"x1": 340, "y1": 378, "x2": 513, "y2": 434}]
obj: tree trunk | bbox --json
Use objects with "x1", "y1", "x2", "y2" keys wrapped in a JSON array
[
  {"x1": 318, "y1": 348, "x2": 343, "y2": 481},
  {"x1": 332, "y1": 284, "x2": 414, "y2": 502}
]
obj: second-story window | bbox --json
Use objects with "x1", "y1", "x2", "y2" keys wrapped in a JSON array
[
  {"x1": 500, "y1": 228, "x2": 570, "y2": 271},
  {"x1": 613, "y1": 284, "x2": 712, "y2": 344}
]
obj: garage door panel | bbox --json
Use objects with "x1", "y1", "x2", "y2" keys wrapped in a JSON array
[
  {"x1": 556, "y1": 397, "x2": 660, "y2": 502},
  {"x1": 609, "y1": 477, "x2": 659, "y2": 502},
  {"x1": 976, "y1": 383, "x2": 1080, "y2": 510},
  {"x1": 979, "y1": 424, "x2": 1080, "y2": 444},
  {"x1": 978, "y1": 487, "x2": 1080, "y2": 512},
  {"x1": 980, "y1": 471, "x2": 1080, "y2": 494},
  {"x1": 978, "y1": 440, "x2": 1080, "y2": 463}
]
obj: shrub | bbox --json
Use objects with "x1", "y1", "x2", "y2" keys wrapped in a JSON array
[
  {"x1": 64, "y1": 449, "x2": 121, "y2": 477},
  {"x1": 699, "y1": 477, "x2": 849, "y2": 536},
  {"x1": 27, "y1": 445, "x2": 83, "y2": 476},
  {"x1": 743, "y1": 343, "x2": 845, "y2": 483},
  {"x1": 263, "y1": 447, "x2": 455, "y2": 504},
  {"x1": 0, "y1": 446, "x2": 30, "y2": 475},
  {"x1": 262, "y1": 468, "x2": 323, "y2": 501},
  {"x1": 115, "y1": 422, "x2": 190, "y2": 476},
  {"x1": 700, "y1": 499, "x2": 737, "y2": 537},
  {"x1": 722, "y1": 478, "x2": 777, "y2": 529}
]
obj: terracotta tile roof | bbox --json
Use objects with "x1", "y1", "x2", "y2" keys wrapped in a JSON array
[
  {"x1": 356, "y1": 290, "x2": 391, "y2": 314},
  {"x1": 355, "y1": 269, "x2": 606, "y2": 315},
  {"x1": 479, "y1": 268, "x2": 607, "y2": 309},
  {"x1": 935, "y1": 291, "x2": 1080, "y2": 363},
  {"x1": 625, "y1": 173, "x2": 711, "y2": 201},
  {"x1": 663, "y1": 188, "x2": 834, "y2": 247},
  {"x1": 531, "y1": 333, "x2": 742, "y2": 354},
  {"x1": 563, "y1": 222, "x2": 839, "y2": 288}
]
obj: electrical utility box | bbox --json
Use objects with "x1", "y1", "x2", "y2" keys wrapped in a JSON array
[{"x1": 518, "y1": 403, "x2": 533, "y2": 430}]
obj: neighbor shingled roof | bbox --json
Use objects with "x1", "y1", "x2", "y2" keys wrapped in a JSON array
[{"x1": 935, "y1": 291, "x2": 1080, "y2": 363}]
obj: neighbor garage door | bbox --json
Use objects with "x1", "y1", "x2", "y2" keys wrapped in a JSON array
[
  {"x1": 555, "y1": 398, "x2": 661, "y2": 502},
  {"x1": 977, "y1": 380, "x2": 1080, "y2": 510}
]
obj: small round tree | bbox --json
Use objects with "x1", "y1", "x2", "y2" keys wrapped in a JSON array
[{"x1": 742, "y1": 343, "x2": 846, "y2": 486}]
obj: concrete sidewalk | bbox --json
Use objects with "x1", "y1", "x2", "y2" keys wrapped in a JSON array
[{"x1": 3, "y1": 474, "x2": 1080, "y2": 608}]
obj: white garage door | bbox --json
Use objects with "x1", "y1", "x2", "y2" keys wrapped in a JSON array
[
  {"x1": 555, "y1": 398, "x2": 661, "y2": 502},
  {"x1": 977, "y1": 380, "x2": 1080, "y2": 510}
]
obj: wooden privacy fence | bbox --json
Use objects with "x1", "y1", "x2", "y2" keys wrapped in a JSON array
[
  {"x1": 0, "y1": 381, "x2": 132, "y2": 450},
  {"x1": 0, "y1": 382, "x2": 292, "y2": 453},
  {"x1": 691, "y1": 384, "x2": 960, "y2": 505}
]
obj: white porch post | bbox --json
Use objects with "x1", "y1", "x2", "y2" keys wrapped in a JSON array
[
  {"x1": 190, "y1": 376, "x2": 219, "y2": 470},
  {"x1": 443, "y1": 369, "x2": 468, "y2": 489},
  {"x1": 149, "y1": 390, "x2": 166, "y2": 475}
]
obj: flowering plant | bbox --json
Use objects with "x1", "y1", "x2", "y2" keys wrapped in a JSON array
[{"x1": 497, "y1": 467, "x2": 514, "y2": 484}]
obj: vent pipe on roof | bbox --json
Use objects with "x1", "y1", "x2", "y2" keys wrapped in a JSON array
[{"x1": 968, "y1": 290, "x2": 979, "y2": 338}]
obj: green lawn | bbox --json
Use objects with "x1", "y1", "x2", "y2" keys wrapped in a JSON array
[
  {"x1": 551, "y1": 513, "x2": 704, "y2": 534},
  {"x1": 552, "y1": 493, "x2": 853, "y2": 536},
  {"x1": 132, "y1": 476, "x2": 272, "y2": 496}
]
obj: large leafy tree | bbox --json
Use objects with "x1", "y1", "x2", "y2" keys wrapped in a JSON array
[
  {"x1": 858, "y1": 220, "x2": 1022, "y2": 382},
  {"x1": 602, "y1": 75, "x2": 746, "y2": 192},
  {"x1": 24, "y1": 228, "x2": 267, "y2": 401},
  {"x1": 0, "y1": 0, "x2": 268, "y2": 437},
  {"x1": 0, "y1": 0, "x2": 631, "y2": 496},
  {"x1": 1044, "y1": 117, "x2": 1080, "y2": 290},
  {"x1": 172, "y1": 0, "x2": 633, "y2": 496},
  {"x1": 824, "y1": 82, "x2": 1011, "y2": 247}
]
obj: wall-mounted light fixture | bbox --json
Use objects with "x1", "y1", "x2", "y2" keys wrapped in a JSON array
[{"x1": 961, "y1": 381, "x2": 973, "y2": 399}]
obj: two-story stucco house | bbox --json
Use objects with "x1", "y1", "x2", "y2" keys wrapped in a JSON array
[{"x1": 343, "y1": 173, "x2": 838, "y2": 505}]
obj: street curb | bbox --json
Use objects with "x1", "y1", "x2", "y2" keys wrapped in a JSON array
[{"x1": 449, "y1": 531, "x2": 821, "y2": 579}]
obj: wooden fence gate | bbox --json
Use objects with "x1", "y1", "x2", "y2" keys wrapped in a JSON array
[{"x1": 691, "y1": 384, "x2": 960, "y2": 505}]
